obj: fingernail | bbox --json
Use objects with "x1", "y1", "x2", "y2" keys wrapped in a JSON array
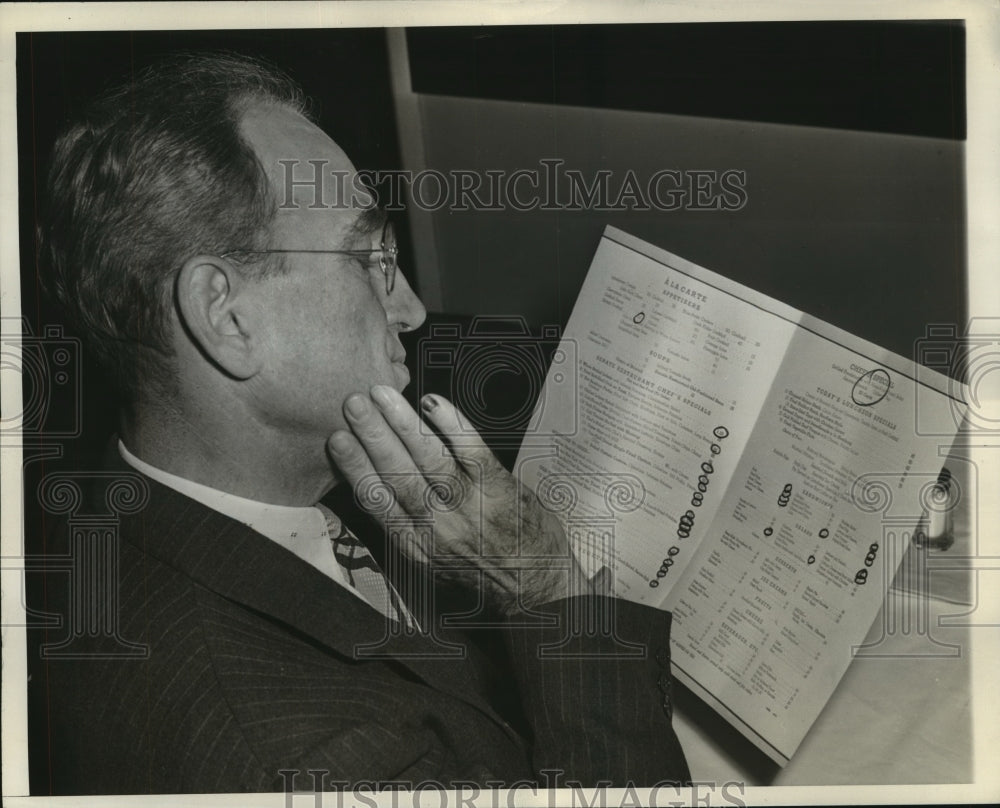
[
  {"x1": 371, "y1": 385, "x2": 396, "y2": 408},
  {"x1": 345, "y1": 394, "x2": 369, "y2": 419},
  {"x1": 328, "y1": 430, "x2": 353, "y2": 454},
  {"x1": 421, "y1": 394, "x2": 438, "y2": 413}
]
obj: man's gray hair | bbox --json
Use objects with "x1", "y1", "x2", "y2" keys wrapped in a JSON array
[{"x1": 38, "y1": 52, "x2": 307, "y2": 401}]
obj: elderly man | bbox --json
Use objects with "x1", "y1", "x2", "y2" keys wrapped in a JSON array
[{"x1": 34, "y1": 53, "x2": 689, "y2": 794}]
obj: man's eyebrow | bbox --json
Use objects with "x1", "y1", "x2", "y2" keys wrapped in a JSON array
[{"x1": 348, "y1": 207, "x2": 387, "y2": 239}]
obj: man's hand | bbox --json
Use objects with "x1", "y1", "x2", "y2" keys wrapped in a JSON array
[{"x1": 327, "y1": 386, "x2": 592, "y2": 615}]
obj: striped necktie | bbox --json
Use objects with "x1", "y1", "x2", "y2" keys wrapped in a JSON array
[{"x1": 316, "y1": 503, "x2": 410, "y2": 626}]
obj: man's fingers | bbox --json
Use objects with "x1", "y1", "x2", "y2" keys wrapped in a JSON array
[
  {"x1": 326, "y1": 430, "x2": 410, "y2": 520},
  {"x1": 364, "y1": 387, "x2": 496, "y2": 482},
  {"x1": 331, "y1": 395, "x2": 427, "y2": 514},
  {"x1": 341, "y1": 393, "x2": 411, "y2": 466},
  {"x1": 417, "y1": 393, "x2": 501, "y2": 476},
  {"x1": 368, "y1": 385, "x2": 454, "y2": 477}
]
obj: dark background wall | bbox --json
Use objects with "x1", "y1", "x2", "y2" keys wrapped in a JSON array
[
  {"x1": 408, "y1": 23, "x2": 965, "y2": 139},
  {"x1": 403, "y1": 22, "x2": 965, "y2": 356}
]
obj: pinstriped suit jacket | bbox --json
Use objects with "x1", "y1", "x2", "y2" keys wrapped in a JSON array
[{"x1": 34, "y1": 466, "x2": 690, "y2": 794}]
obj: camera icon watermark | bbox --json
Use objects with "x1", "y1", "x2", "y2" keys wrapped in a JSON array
[
  {"x1": 416, "y1": 316, "x2": 577, "y2": 445},
  {"x1": 0, "y1": 318, "x2": 82, "y2": 439},
  {"x1": 914, "y1": 319, "x2": 1000, "y2": 436}
]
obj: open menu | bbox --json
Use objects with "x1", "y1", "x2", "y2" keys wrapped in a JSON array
[{"x1": 515, "y1": 226, "x2": 966, "y2": 765}]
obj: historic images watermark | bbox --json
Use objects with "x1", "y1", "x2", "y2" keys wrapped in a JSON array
[
  {"x1": 8, "y1": 314, "x2": 998, "y2": 665},
  {"x1": 278, "y1": 159, "x2": 748, "y2": 213},
  {"x1": 278, "y1": 770, "x2": 748, "y2": 808}
]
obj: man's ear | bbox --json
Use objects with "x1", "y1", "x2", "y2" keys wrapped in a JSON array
[{"x1": 175, "y1": 256, "x2": 260, "y2": 380}]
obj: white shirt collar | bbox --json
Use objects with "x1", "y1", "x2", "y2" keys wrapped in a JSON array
[{"x1": 117, "y1": 439, "x2": 359, "y2": 596}]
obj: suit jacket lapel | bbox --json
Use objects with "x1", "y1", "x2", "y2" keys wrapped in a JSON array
[{"x1": 102, "y1": 457, "x2": 512, "y2": 735}]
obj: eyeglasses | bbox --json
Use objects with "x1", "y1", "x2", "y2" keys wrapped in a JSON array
[{"x1": 220, "y1": 219, "x2": 398, "y2": 295}]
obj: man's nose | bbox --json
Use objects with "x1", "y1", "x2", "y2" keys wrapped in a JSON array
[{"x1": 387, "y1": 268, "x2": 427, "y2": 332}]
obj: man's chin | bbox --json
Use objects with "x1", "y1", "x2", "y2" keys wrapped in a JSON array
[{"x1": 391, "y1": 361, "x2": 411, "y2": 390}]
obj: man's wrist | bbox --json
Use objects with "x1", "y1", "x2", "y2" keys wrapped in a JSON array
[{"x1": 514, "y1": 563, "x2": 611, "y2": 612}]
